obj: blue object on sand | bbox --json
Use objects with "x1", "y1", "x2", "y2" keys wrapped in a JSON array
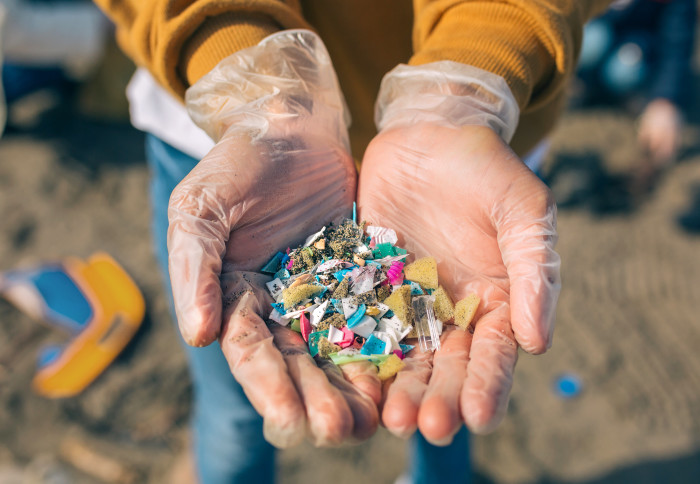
[{"x1": 554, "y1": 373, "x2": 583, "y2": 399}]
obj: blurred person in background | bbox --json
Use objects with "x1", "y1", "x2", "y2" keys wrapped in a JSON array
[
  {"x1": 574, "y1": 0, "x2": 697, "y2": 168},
  {"x1": 92, "y1": 1, "x2": 612, "y2": 483},
  {"x1": 0, "y1": 0, "x2": 110, "y2": 135}
]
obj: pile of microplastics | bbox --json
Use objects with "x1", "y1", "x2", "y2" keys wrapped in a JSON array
[{"x1": 261, "y1": 217, "x2": 480, "y2": 380}]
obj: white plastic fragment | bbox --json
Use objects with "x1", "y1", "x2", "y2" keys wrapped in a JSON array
[
  {"x1": 353, "y1": 244, "x2": 370, "y2": 254},
  {"x1": 341, "y1": 298, "x2": 358, "y2": 318},
  {"x1": 280, "y1": 303, "x2": 319, "y2": 323},
  {"x1": 366, "y1": 226, "x2": 398, "y2": 245},
  {"x1": 327, "y1": 325, "x2": 344, "y2": 344},
  {"x1": 266, "y1": 278, "x2": 285, "y2": 301},
  {"x1": 377, "y1": 315, "x2": 412, "y2": 340},
  {"x1": 349, "y1": 266, "x2": 376, "y2": 295},
  {"x1": 375, "y1": 303, "x2": 390, "y2": 319},
  {"x1": 350, "y1": 315, "x2": 377, "y2": 339},
  {"x1": 374, "y1": 254, "x2": 409, "y2": 266},
  {"x1": 310, "y1": 300, "x2": 329, "y2": 326},
  {"x1": 374, "y1": 331, "x2": 400, "y2": 354},
  {"x1": 303, "y1": 226, "x2": 326, "y2": 247},
  {"x1": 269, "y1": 309, "x2": 284, "y2": 324}
]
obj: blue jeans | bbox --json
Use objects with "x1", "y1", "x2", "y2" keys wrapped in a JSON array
[{"x1": 145, "y1": 134, "x2": 471, "y2": 484}]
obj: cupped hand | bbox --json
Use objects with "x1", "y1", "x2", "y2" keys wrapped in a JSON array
[
  {"x1": 358, "y1": 123, "x2": 561, "y2": 442},
  {"x1": 167, "y1": 128, "x2": 380, "y2": 448}
]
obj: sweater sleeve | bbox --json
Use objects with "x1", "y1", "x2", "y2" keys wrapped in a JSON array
[
  {"x1": 411, "y1": 1, "x2": 612, "y2": 111},
  {"x1": 92, "y1": 1, "x2": 310, "y2": 99}
]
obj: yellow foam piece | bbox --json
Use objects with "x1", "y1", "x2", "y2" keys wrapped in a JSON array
[
  {"x1": 282, "y1": 284, "x2": 324, "y2": 310},
  {"x1": 377, "y1": 354, "x2": 406, "y2": 381},
  {"x1": 383, "y1": 284, "x2": 414, "y2": 326},
  {"x1": 403, "y1": 257, "x2": 438, "y2": 290},
  {"x1": 433, "y1": 286, "x2": 455, "y2": 323},
  {"x1": 455, "y1": 294, "x2": 480, "y2": 330},
  {"x1": 317, "y1": 337, "x2": 341, "y2": 358}
]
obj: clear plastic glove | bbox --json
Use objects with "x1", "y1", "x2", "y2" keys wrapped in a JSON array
[
  {"x1": 637, "y1": 98, "x2": 683, "y2": 166},
  {"x1": 359, "y1": 62, "x2": 561, "y2": 442},
  {"x1": 168, "y1": 30, "x2": 378, "y2": 447}
]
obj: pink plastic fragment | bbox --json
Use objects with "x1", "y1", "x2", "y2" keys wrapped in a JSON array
[
  {"x1": 287, "y1": 258, "x2": 294, "y2": 270},
  {"x1": 338, "y1": 327, "x2": 355, "y2": 349},
  {"x1": 300, "y1": 312, "x2": 312, "y2": 343},
  {"x1": 393, "y1": 349, "x2": 405, "y2": 360},
  {"x1": 387, "y1": 261, "x2": 404, "y2": 285}
]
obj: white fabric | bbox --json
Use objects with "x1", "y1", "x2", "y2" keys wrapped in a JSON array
[{"x1": 127, "y1": 68, "x2": 215, "y2": 160}]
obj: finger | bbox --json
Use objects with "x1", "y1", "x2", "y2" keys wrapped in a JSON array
[
  {"x1": 461, "y1": 303, "x2": 518, "y2": 434},
  {"x1": 381, "y1": 345, "x2": 432, "y2": 439},
  {"x1": 498, "y1": 189, "x2": 561, "y2": 354},
  {"x1": 317, "y1": 358, "x2": 380, "y2": 442},
  {"x1": 417, "y1": 327, "x2": 472, "y2": 445},
  {"x1": 338, "y1": 361, "x2": 382, "y2": 406},
  {"x1": 167, "y1": 157, "x2": 240, "y2": 347},
  {"x1": 268, "y1": 325, "x2": 356, "y2": 446},
  {"x1": 218, "y1": 272, "x2": 307, "y2": 448}
]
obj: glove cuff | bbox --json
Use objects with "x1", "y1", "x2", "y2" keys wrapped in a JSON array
[
  {"x1": 375, "y1": 61, "x2": 519, "y2": 143},
  {"x1": 185, "y1": 29, "x2": 350, "y2": 144}
]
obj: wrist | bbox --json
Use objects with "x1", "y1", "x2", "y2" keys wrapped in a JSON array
[
  {"x1": 375, "y1": 61, "x2": 519, "y2": 142},
  {"x1": 185, "y1": 29, "x2": 350, "y2": 144}
]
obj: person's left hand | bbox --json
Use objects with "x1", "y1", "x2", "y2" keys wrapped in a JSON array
[
  {"x1": 637, "y1": 98, "x2": 683, "y2": 166},
  {"x1": 359, "y1": 122, "x2": 560, "y2": 444}
]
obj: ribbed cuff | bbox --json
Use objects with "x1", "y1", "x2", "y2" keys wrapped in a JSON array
[
  {"x1": 410, "y1": 3, "x2": 562, "y2": 111},
  {"x1": 179, "y1": 13, "x2": 281, "y2": 88}
]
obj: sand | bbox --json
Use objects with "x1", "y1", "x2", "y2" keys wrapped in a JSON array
[{"x1": 1, "y1": 65, "x2": 700, "y2": 483}]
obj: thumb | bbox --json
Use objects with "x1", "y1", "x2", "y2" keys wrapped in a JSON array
[
  {"x1": 495, "y1": 177, "x2": 561, "y2": 354},
  {"x1": 167, "y1": 141, "x2": 249, "y2": 346}
]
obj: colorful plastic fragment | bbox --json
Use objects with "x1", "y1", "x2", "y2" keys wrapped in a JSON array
[
  {"x1": 261, "y1": 218, "x2": 477, "y2": 381},
  {"x1": 386, "y1": 261, "x2": 404, "y2": 285},
  {"x1": 300, "y1": 312, "x2": 312, "y2": 342}
]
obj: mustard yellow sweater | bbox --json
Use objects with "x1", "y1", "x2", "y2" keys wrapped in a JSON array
[{"x1": 94, "y1": 0, "x2": 611, "y2": 156}]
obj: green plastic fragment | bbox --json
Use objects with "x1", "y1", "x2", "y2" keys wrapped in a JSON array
[
  {"x1": 290, "y1": 319, "x2": 301, "y2": 333},
  {"x1": 373, "y1": 243, "x2": 395, "y2": 259},
  {"x1": 329, "y1": 353, "x2": 391, "y2": 366}
]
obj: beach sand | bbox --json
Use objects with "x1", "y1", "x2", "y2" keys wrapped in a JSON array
[{"x1": 0, "y1": 63, "x2": 699, "y2": 483}]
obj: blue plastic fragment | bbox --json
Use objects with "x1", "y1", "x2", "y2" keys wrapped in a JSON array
[
  {"x1": 330, "y1": 299, "x2": 344, "y2": 314},
  {"x1": 271, "y1": 302, "x2": 286, "y2": 315},
  {"x1": 554, "y1": 373, "x2": 582, "y2": 399},
  {"x1": 407, "y1": 281, "x2": 424, "y2": 295},
  {"x1": 360, "y1": 334, "x2": 386, "y2": 355},
  {"x1": 352, "y1": 202, "x2": 357, "y2": 224},
  {"x1": 333, "y1": 269, "x2": 352, "y2": 281},
  {"x1": 281, "y1": 253, "x2": 290, "y2": 266},
  {"x1": 274, "y1": 268, "x2": 290, "y2": 281},
  {"x1": 346, "y1": 304, "x2": 367, "y2": 328},
  {"x1": 261, "y1": 252, "x2": 284, "y2": 274},
  {"x1": 399, "y1": 343, "x2": 415, "y2": 354}
]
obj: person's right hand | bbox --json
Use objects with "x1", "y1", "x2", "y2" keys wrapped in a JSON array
[{"x1": 167, "y1": 30, "x2": 380, "y2": 448}]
